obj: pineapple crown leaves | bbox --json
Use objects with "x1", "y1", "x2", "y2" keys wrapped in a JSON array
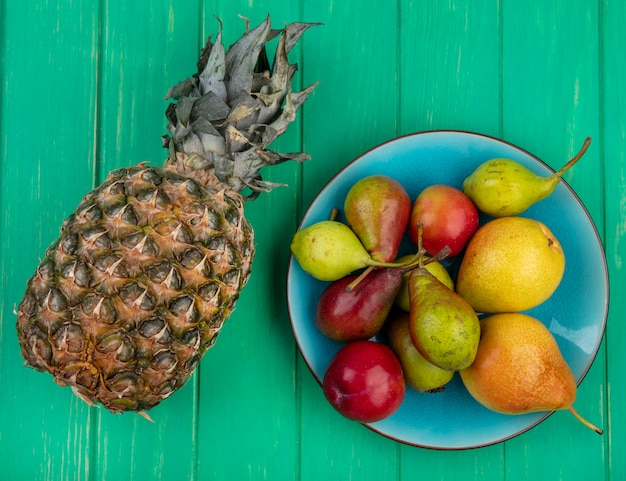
[{"x1": 163, "y1": 15, "x2": 320, "y2": 197}]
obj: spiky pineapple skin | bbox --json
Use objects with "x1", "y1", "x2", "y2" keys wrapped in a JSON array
[
  {"x1": 16, "y1": 164, "x2": 253, "y2": 413},
  {"x1": 16, "y1": 15, "x2": 318, "y2": 415}
]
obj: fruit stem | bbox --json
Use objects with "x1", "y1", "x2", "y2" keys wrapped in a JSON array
[
  {"x1": 329, "y1": 207, "x2": 340, "y2": 221},
  {"x1": 345, "y1": 224, "x2": 451, "y2": 292},
  {"x1": 554, "y1": 137, "x2": 591, "y2": 178},
  {"x1": 416, "y1": 223, "x2": 424, "y2": 268},
  {"x1": 399, "y1": 244, "x2": 451, "y2": 273},
  {"x1": 346, "y1": 245, "x2": 442, "y2": 292},
  {"x1": 346, "y1": 265, "x2": 375, "y2": 292},
  {"x1": 429, "y1": 245, "x2": 452, "y2": 263},
  {"x1": 568, "y1": 405, "x2": 603, "y2": 435}
]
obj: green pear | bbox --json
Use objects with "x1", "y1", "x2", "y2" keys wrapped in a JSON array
[
  {"x1": 386, "y1": 311, "x2": 454, "y2": 392},
  {"x1": 291, "y1": 221, "x2": 370, "y2": 281},
  {"x1": 394, "y1": 254, "x2": 454, "y2": 312},
  {"x1": 408, "y1": 268, "x2": 480, "y2": 371},
  {"x1": 291, "y1": 220, "x2": 412, "y2": 282},
  {"x1": 462, "y1": 137, "x2": 591, "y2": 217},
  {"x1": 460, "y1": 313, "x2": 602, "y2": 434}
]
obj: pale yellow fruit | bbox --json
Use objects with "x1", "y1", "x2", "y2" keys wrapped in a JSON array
[
  {"x1": 394, "y1": 254, "x2": 454, "y2": 312},
  {"x1": 386, "y1": 312, "x2": 454, "y2": 392},
  {"x1": 456, "y1": 217, "x2": 564, "y2": 313}
]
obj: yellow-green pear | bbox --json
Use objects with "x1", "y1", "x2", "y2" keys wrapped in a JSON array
[
  {"x1": 394, "y1": 254, "x2": 454, "y2": 312},
  {"x1": 291, "y1": 221, "x2": 372, "y2": 281},
  {"x1": 462, "y1": 137, "x2": 591, "y2": 217},
  {"x1": 456, "y1": 216, "x2": 565, "y2": 313},
  {"x1": 408, "y1": 268, "x2": 480, "y2": 371},
  {"x1": 460, "y1": 313, "x2": 602, "y2": 434},
  {"x1": 386, "y1": 311, "x2": 454, "y2": 392},
  {"x1": 291, "y1": 220, "x2": 410, "y2": 282}
]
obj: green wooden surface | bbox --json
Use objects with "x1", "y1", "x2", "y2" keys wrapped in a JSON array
[{"x1": 0, "y1": 1, "x2": 623, "y2": 480}]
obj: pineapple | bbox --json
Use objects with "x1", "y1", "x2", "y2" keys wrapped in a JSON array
[{"x1": 15, "y1": 16, "x2": 319, "y2": 416}]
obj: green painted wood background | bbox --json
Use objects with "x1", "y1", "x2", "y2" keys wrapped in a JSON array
[{"x1": 0, "y1": 0, "x2": 623, "y2": 480}]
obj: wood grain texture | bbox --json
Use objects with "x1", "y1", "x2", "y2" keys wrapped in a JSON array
[
  {"x1": 1, "y1": 0, "x2": 623, "y2": 480},
  {"x1": 399, "y1": 0, "x2": 502, "y2": 137},
  {"x1": 601, "y1": 1, "x2": 626, "y2": 481},
  {"x1": 500, "y1": 2, "x2": 607, "y2": 480},
  {"x1": 1, "y1": 2, "x2": 98, "y2": 479}
]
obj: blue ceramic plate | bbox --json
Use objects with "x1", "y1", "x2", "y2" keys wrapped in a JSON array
[{"x1": 286, "y1": 130, "x2": 608, "y2": 450}]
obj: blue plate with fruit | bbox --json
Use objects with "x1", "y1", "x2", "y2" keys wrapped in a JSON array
[{"x1": 287, "y1": 130, "x2": 608, "y2": 449}]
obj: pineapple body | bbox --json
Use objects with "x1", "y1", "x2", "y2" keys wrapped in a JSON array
[
  {"x1": 17, "y1": 165, "x2": 253, "y2": 413},
  {"x1": 16, "y1": 15, "x2": 318, "y2": 414}
]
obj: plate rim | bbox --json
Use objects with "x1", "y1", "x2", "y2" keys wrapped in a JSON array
[{"x1": 286, "y1": 129, "x2": 609, "y2": 450}]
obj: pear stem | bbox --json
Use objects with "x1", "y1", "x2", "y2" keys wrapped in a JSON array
[
  {"x1": 428, "y1": 245, "x2": 452, "y2": 263},
  {"x1": 346, "y1": 243, "x2": 451, "y2": 291},
  {"x1": 346, "y1": 265, "x2": 375, "y2": 292},
  {"x1": 416, "y1": 223, "x2": 425, "y2": 268},
  {"x1": 344, "y1": 223, "x2": 453, "y2": 292},
  {"x1": 568, "y1": 405, "x2": 603, "y2": 435},
  {"x1": 554, "y1": 137, "x2": 592, "y2": 177},
  {"x1": 345, "y1": 251, "x2": 423, "y2": 292}
]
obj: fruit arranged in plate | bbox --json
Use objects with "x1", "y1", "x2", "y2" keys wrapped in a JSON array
[
  {"x1": 316, "y1": 267, "x2": 407, "y2": 342},
  {"x1": 462, "y1": 137, "x2": 591, "y2": 217},
  {"x1": 408, "y1": 184, "x2": 479, "y2": 257},
  {"x1": 291, "y1": 141, "x2": 602, "y2": 436},
  {"x1": 408, "y1": 266, "x2": 480, "y2": 371},
  {"x1": 386, "y1": 311, "x2": 455, "y2": 393},
  {"x1": 394, "y1": 253, "x2": 454, "y2": 312},
  {"x1": 344, "y1": 174, "x2": 412, "y2": 263}
]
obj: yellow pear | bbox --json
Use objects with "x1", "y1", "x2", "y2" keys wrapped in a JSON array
[
  {"x1": 385, "y1": 311, "x2": 454, "y2": 392},
  {"x1": 456, "y1": 216, "x2": 565, "y2": 313},
  {"x1": 460, "y1": 313, "x2": 602, "y2": 434},
  {"x1": 394, "y1": 254, "x2": 454, "y2": 312}
]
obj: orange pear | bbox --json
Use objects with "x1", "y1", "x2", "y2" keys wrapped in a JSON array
[{"x1": 460, "y1": 313, "x2": 602, "y2": 434}]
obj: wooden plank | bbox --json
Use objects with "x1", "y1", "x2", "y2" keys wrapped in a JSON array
[
  {"x1": 297, "y1": 2, "x2": 403, "y2": 480},
  {"x1": 501, "y1": 2, "x2": 607, "y2": 479},
  {"x1": 0, "y1": 1, "x2": 100, "y2": 479},
  {"x1": 399, "y1": 0, "x2": 502, "y2": 139},
  {"x1": 92, "y1": 1, "x2": 201, "y2": 479},
  {"x1": 97, "y1": 0, "x2": 202, "y2": 174},
  {"x1": 300, "y1": 2, "x2": 402, "y2": 208},
  {"x1": 1, "y1": 1, "x2": 623, "y2": 480},
  {"x1": 194, "y1": 3, "x2": 305, "y2": 480},
  {"x1": 397, "y1": 1, "x2": 506, "y2": 478},
  {"x1": 601, "y1": 0, "x2": 626, "y2": 479}
]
